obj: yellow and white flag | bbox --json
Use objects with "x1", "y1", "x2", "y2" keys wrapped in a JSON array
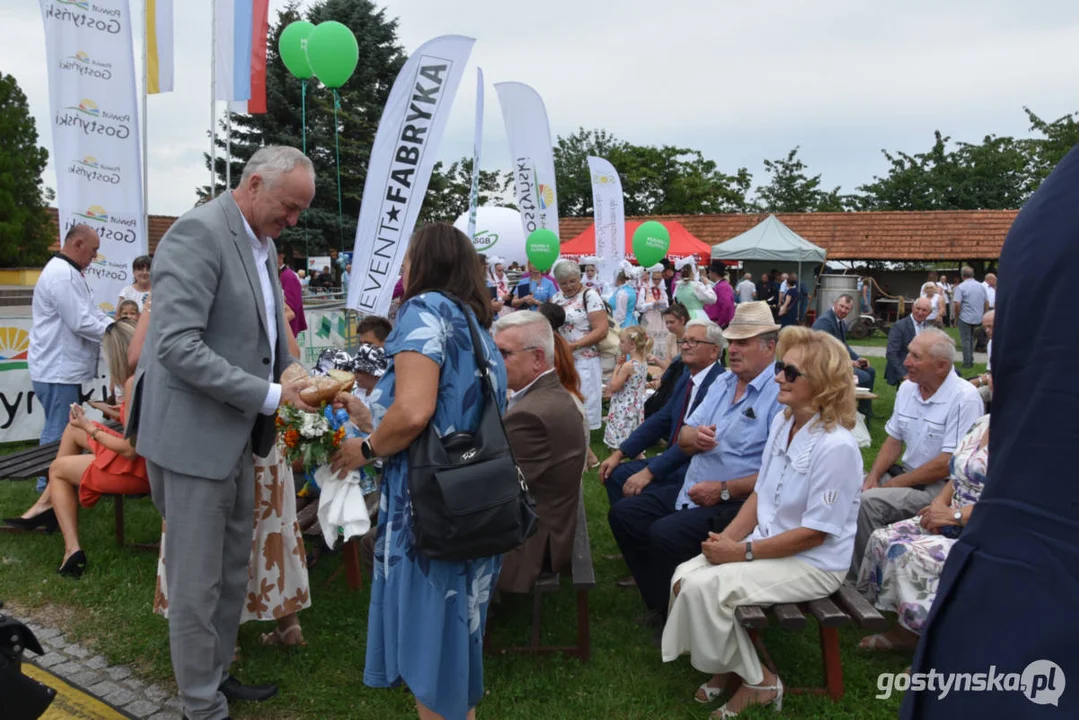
[{"x1": 147, "y1": 0, "x2": 173, "y2": 94}]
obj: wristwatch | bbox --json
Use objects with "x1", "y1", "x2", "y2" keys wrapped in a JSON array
[
  {"x1": 361, "y1": 437, "x2": 376, "y2": 461},
  {"x1": 744, "y1": 541, "x2": 754, "y2": 561},
  {"x1": 953, "y1": 509, "x2": 963, "y2": 524},
  {"x1": 720, "y1": 481, "x2": 731, "y2": 502}
]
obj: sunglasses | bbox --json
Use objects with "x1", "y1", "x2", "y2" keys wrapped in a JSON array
[{"x1": 774, "y1": 360, "x2": 804, "y2": 383}]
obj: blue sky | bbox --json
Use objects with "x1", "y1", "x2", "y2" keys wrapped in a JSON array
[{"x1": 4, "y1": 0, "x2": 1078, "y2": 215}]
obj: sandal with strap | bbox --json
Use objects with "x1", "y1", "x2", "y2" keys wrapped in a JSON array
[
  {"x1": 259, "y1": 625, "x2": 306, "y2": 647},
  {"x1": 695, "y1": 680, "x2": 725, "y2": 704},
  {"x1": 711, "y1": 676, "x2": 783, "y2": 718}
]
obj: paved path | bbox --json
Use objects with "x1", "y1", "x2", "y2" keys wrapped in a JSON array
[
  {"x1": 16, "y1": 615, "x2": 182, "y2": 720},
  {"x1": 851, "y1": 345, "x2": 988, "y2": 365}
]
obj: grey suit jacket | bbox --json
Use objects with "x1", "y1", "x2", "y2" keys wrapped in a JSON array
[
  {"x1": 885, "y1": 315, "x2": 916, "y2": 386},
  {"x1": 126, "y1": 192, "x2": 292, "y2": 479}
]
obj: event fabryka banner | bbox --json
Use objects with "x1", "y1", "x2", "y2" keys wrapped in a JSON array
[
  {"x1": 587, "y1": 156, "x2": 625, "y2": 285},
  {"x1": 348, "y1": 35, "x2": 476, "y2": 315},
  {"x1": 39, "y1": 0, "x2": 146, "y2": 313},
  {"x1": 494, "y1": 82, "x2": 559, "y2": 241},
  {"x1": 466, "y1": 67, "x2": 484, "y2": 240}
]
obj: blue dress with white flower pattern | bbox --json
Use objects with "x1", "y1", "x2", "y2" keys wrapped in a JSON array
[{"x1": 363, "y1": 292, "x2": 507, "y2": 719}]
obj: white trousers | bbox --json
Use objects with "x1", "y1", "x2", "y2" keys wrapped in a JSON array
[
  {"x1": 575, "y1": 354, "x2": 603, "y2": 431},
  {"x1": 661, "y1": 554, "x2": 845, "y2": 684}
]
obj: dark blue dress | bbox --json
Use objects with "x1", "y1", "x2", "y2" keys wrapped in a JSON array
[{"x1": 363, "y1": 293, "x2": 508, "y2": 719}]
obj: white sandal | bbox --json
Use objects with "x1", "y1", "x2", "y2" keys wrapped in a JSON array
[
  {"x1": 695, "y1": 681, "x2": 724, "y2": 704},
  {"x1": 711, "y1": 676, "x2": 784, "y2": 718}
]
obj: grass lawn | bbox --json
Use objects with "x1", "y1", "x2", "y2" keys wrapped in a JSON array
[{"x1": 0, "y1": 356, "x2": 984, "y2": 719}]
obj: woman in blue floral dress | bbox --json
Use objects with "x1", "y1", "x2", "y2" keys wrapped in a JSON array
[
  {"x1": 330, "y1": 224, "x2": 507, "y2": 720},
  {"x1": 855, "y1": 414, "x2": 990, "y2": 650}
]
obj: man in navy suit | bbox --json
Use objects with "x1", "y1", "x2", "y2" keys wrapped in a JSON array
[
  {"x1": 885, "y1": 297, "x2": 932, "y2": 386},
  {"x1": 813, "y1": 293, "x2": 876, "y2": 416},
  {"x1": 598, "y1": 320, "x2": 725, "y2": 508},
  {"x1": 813, "y1": 293, "x2": 876, "y2": 391},
  {"x1": 901, "y1": 144, "x2": 1079, "y2": 720}
]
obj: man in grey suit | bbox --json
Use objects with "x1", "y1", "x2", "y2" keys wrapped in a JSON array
[
  {"x1": 127, "y1": 147, "x2": 316, "y2": 720},
  {"x1": 884, "y1": 297, "x2": 932, "y2": 386}
]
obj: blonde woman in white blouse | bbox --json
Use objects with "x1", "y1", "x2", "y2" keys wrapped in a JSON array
[{"x1": 662, "y1": 326, "x2": 862, "y2": 718}]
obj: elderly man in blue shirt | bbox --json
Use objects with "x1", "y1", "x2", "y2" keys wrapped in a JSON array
[{"x1": 608, "y1": 302, "x2": 783, "y2": 627}]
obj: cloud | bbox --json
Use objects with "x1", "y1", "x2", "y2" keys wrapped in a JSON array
[{"x1": 3, "y1": 0, "x2": 1077, "y2": 217}]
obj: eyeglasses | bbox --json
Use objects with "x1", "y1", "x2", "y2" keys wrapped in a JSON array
[
  {"x1": 774, "y1": 360, "x2": 804, "y2": 383},
  {"x1": 499, "y1": 346, "x2": 538, "y2": 358},
  {"x1": 677, "y1": 339, "x2": 716, "y2": 349}
]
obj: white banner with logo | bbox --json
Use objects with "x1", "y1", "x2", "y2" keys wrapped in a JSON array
[
  {"x1": 347, "y1": 35, "x2": 476, "y2": 315},
  {"x1": 0, "y1": 319, "x2": 108, "y2": 442},
  {"x1": 494, "y1": 82, "x2": 559, "y2": 242},
  {"x1": 40, "y1": 0, "x2": 146, "y2": 313},
  {"x1": 587, "y1": 156, "x2": 625, "y2": 285},
  {"x1": 466, "y1": 67, "x2": 484, "y2": 240}
]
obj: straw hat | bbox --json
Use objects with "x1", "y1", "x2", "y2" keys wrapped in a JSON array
[{"x1": 722, "y1": 301, "x2": 781, "y2": 340}]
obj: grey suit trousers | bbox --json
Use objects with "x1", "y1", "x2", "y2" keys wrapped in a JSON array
[
  {"x1": 849, "y1": 470, "x2": 946, "y2": 580},
  {"x1": 148, "y1": 451, "x2": 255, "y2": 720}
]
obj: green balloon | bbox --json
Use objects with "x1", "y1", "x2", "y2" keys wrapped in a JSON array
[
  {"x1": 632, "y1": 221, "x2": 671, "y2": 267},
  {"x1": 526, "y1": 229, "x2": 560, "y2": 272},
  {"x1": 279, "y1": 21, "x2": 316, "y2": 79},
  {"x1": 305, "y1": 21, "x2": 359, "y2": 89}
]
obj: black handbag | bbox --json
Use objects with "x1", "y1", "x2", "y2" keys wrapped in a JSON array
[{"x1": 407, "y1": 295, "x2": 538, "y2": 561}]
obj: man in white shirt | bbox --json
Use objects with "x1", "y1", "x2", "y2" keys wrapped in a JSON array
[
  {"x1": 735, "y1": 272, "x2": 756, "y2": 304},
  {"x1": 850, "y1": 328, "x2": 983, "y2": 578},
  {"x1": 981, "y1": 273, "x2": 997, "y2": 309},
  {"x1": 28, "y1": 224, "x2": 112, "y2": 449},
  {"x1": 952, "y1": 266, "x2": 989, "y2": 368}
]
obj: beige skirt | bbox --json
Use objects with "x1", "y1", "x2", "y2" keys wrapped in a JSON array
[{"x1": 153, "y1": 443, "x2": 311, "y2": 622}]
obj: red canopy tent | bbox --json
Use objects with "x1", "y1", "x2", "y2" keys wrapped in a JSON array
[{"x1": 560, "y1": 220, "x2": 732, "y2": 265}]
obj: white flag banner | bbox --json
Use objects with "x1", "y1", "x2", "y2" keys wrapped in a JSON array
[
  {"x1": 466, "y1": 67, "x2": 484, "y2": 240},
  {"x1": 494, "y1": 82, "x2": 559, "y2": 241},
  {"x1": 348, "y1": 35, "x2": 476, "y2": 314},
  {"x1": 40, "y1": 0, "x2": 146, "y2": 313},
  {"x1": 587, "y1": 156, "x2": 625, "y2": 285}
]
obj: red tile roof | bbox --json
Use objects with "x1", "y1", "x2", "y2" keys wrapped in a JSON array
[
  {"x1": 559, "y1": 210, "x2": 1018, "y2": 260},
  {"x1": 46, "y1": 208, "x2": 1017, "y2": 261}
]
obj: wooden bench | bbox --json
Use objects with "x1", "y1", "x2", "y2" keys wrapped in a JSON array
[
  {"x1": 489, "y1": 485, "x2": 597, "y2": 662},
  {"x1": 734, "y1": 583, "x2": 888, "y2": 701},
  {"x1": 0, "y1": 441, "x2": 63, "y2": 481},
  {"x1": 104, "y1": 494, "x2": 160, "y2": 552}
]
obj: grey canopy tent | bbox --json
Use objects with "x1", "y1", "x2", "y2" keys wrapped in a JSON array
[
  {"x1": 711, "y1": 214, "x2": 828, "y2": 319},
  {"x1": 709, "y1": 214, "x2": 826, "y2": 264}
]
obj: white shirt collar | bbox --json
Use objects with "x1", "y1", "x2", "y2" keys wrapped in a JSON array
[
  {"x1": 509, "y1": 368, "x2": 555, "y2": 406},
  {"x1": 688, "y1": 362, "x2": 716, "y2": 386},
  {"x1": 239, "y1": 212, "x2": 269, "y2": 256}
]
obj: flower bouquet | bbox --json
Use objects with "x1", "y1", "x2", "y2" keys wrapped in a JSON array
[{"x1": 275, "y1": 364, "x2": 373, "y2": 547}]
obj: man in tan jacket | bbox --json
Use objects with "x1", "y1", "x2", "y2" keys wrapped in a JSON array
[{"x1": 493, "y1": 311, "x2": 588, "y2": 593}]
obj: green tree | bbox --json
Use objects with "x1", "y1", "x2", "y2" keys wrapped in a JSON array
[
  {"x1": 552, "y1": 128, "x2": 754, "y2": 216},
  {"x1": 416, "y1": 157, "x2": 514, "y2": 225},
  {"x1": 754, "y1": 146, "x2": 849, "y2": 212},
  {"x1": 201, "y1": 0, "x2": 406, "y2": 258},
  {"x1": 853, "y1": 108, "x2": 1079, "y2": 211},
  {"x1": 0, "y1": 72, "x2": 52, "y2": 267}
]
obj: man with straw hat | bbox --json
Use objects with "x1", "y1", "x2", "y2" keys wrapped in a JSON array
[{"x1": 608, "y1": 302, "x2": 782, "y2": 629}]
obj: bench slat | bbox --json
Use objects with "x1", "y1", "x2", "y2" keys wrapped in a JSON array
[
  {"x1": 806, "y1": 597, "x2": 853, "y2": 628},
  {"x1": 832, "y1": 584, "x2": 889, "y2": 632},
  {"x1": 772, "y1": 603, "x2": 807, "y2": 630},
  {"x1": 735, "y1": 605, "x2": 769, "y2": 629},
  {"x1": 534, "y1": 573, "x2": 560, "y2": 592},
  {"x1": 570, "y1": 484, "x2": 595, "y2": 589}
]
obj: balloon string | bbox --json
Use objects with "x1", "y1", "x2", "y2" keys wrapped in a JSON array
[
  {"x1": 333, "y1": 89, "x2": 344, "y2": 252},
  {"x1": 301, "y1": 79, "x2": 309, "y2": 263}
]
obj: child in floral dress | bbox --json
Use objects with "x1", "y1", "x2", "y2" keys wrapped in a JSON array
[{"x1": 603, "y1": 326, "x2": 652, "y2": 449}]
